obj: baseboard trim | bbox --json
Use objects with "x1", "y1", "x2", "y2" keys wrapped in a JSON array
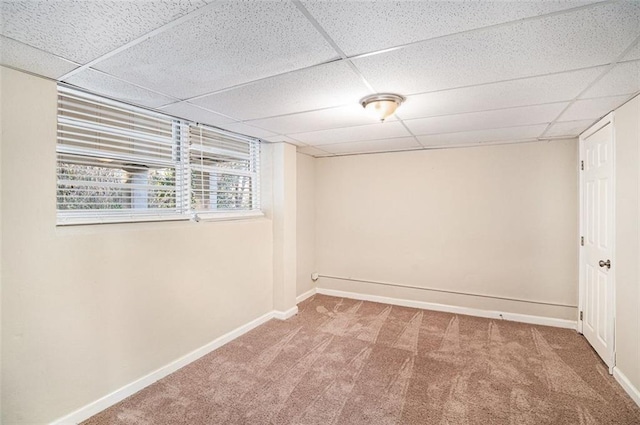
[
  {"x1": 48, "y1": 286, "x2": 576, "y2": 424},
  {"x1": 273, "y1": 305, "x2": 299, "y2": 320},
  {"x1": 296, "y1": 288, "x2": 317, "y2": 304},
  {"x1": 49, "y1": 310, "x2": 276, "y2": 425},
  {"x1": 613, "y1": 367, "x2": 640, "y2": 408},
  {"x1": 316, "y1": 287, "x2": 577, "y2": 330}
]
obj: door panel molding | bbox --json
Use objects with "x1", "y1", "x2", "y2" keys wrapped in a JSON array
[{"x1": 578, "y1": 112, "x2": 616, "y2": 371}]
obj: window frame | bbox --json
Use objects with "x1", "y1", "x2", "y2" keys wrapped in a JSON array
[
  {"x1": 188, "y1": 123, "x2": 261, "y2": 221},
  {"x1": 56, "y1": 85, "x2": 262, "y2": 226}
]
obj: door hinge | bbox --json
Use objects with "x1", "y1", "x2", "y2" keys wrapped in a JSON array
[
  {"x1": 581, "y1": 236, "x2": 584, "y2": 246},
  {"x1": 581, "y1": 160, "x2": 584, "y2": 170},
  {"x1": 580, "y1": 311, "x2": 583, "y2": 321}
]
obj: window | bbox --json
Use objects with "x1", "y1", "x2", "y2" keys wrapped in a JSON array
[
  {"x1": 189, "y1": 125, "x2": 260, "y2": 213},
  {"x1": 56, "y1": 86, "x2": 260, "y2": 225}
]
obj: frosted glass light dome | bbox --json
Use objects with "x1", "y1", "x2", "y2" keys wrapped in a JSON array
[{"x1": 360, "y1": 93, "x2": 405, "y2": 122}]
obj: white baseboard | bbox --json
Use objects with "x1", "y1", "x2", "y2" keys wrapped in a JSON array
[
  {"x1": 296, "y1": 288, "x2": 317, "y2": 304},
  {"x1": 48, "y1": 286, "x2": 575, "y2": 425},
  {"x1": 316, "y1": 287, "x2": 577, "y2": 330},
  {"x1": 613, "y1": 367, "x2": 640, "y2": 408},
  {"x1": 50, "y1": 310, "x2": 277, "y2": 425},
  {"x1": 273, "y1": 305, "x2": 298, "y2": 320}
]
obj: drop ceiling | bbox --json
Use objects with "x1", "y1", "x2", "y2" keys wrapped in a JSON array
[{"x1": 1, "y1": 0, "x2": 639, "y2": 157}]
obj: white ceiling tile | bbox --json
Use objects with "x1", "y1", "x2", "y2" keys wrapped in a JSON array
[
  {"x1": 558, "y1": 95, "x2": 631, "y2": 121},
  {"x1": 94, "y1": 1, "x2": 338, "y2": 99},
  {"x1": 302, "y1": 0, "x2": 599, "y2": 56},
  {"x1": 404, "y1": 103, "x2": 568, "y2": 136},
  {"x1": 0, "y1": 1, "x2": 208, "y2": 63},
  {"x1": 63, "y1": 69, "x2": 177, "y2": 108},
  {"x1": 580, "y1": 60, "x2": 640, "y2": 99},
  {"x1": 417, "y1": 124, "x2": 548, "y2": 146},
  {"x1": 297, "y1": 146, "x2": 332, "y2": 156},
  {"x1": 263, "y1": 135, "x2": 307, "y2": 146},
  {"x1": 0, "y1": 35, "x2": 78, "y2": 79},
  {"x1": 291, "y1": 121, "x2": 410, "y2": 146},
  {"x1": 219, "y1": 122, "x2": 277, "y2": 140},
  {"x1": 624, "y1": 41, "x2": 640, "y2": 61},
  {"x1": 191, "y1": 61, "x2": 369, "y2": 121},
  {"x1": 5, "y1": 0, "x2": 637, "y2": 158},
  {"x1": 397, "y1": 67, "x2": 603, "y2": 120},
  {"x1": 543, "y1": 120, "x2": 595, "y2": 138},
  {"x1": 158, "y1": 102, "x2": 235, "y2": 127},
  {"x1": 320, "y1": 137, "x2": 422, "y2": 155},
  {"x1": 245, "y1": 102, "x2": 396, "y2": 134},
  {"x1": 353, "y1": 2, "x2": 640, "y2": 95}
]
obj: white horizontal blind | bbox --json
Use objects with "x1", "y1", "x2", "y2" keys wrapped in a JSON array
[
  {"x1": 56, "y1": 87, "x2": 189, "y2": 224},
  {"x1": 189, "y1": 124, "x2": 260, "y2": 213}
]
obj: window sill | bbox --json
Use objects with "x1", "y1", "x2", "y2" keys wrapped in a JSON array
[
  {"x1": 57, "y1": 210, "x2": 265, "y2": 226},
  {"x1": 193, "y1": 210, "x2": 265, "y2": 222},
  {"x1": 57, "y1": 213, "x2": 190, "y2": 226}
]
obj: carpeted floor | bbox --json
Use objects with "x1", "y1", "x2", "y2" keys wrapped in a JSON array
[{"x1": 83, "y1": 294, "x2": 640, "y2": 424}]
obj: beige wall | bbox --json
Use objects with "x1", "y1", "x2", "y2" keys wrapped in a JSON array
[
  {"x1": 296, "y1": 152, "x2": 316, "y2": 297},
  {"x1": 315, "y1": 140, "x2": 579, "y2": 320},
  {"x1": 614, "y1": 94, "x2": 640, "y2": 394},
  {"x1": 271, "y1": 143, "x2": 297, "y2": 312},
  {"x1": 0, "y1": 67, "x2": 274, "y2": 424},
  {"x1": 0, "y1": 66, "x2": 4, "y2": 421}
]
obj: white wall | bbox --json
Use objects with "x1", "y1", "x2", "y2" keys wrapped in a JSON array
[
  {"x1": 315, "y1": 140, "x2": 579, "y2": 320},
  {"x1": 614, "y1": 94, "x2": 640, "y2": 397},
  {"x1": 296, "y1": 152, "x2": 316, "y2": 296},
  {"x1": 0, "y1": 67, "x2": 275, "y2": 424}
]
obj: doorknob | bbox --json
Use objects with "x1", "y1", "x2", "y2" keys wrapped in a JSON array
[{"x1": 599, "y1": 259, "x2": 611, "y2": 269}]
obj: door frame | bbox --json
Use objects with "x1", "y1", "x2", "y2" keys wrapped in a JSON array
[{"x1": 578, "y1": 112, "x2": 616, "y2": 371}]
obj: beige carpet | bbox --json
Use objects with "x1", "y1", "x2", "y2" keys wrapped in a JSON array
[{"x1": 83, "y1": 294, "x2": 640, "y2": 424}]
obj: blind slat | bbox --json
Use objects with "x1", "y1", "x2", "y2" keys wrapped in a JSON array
[
  {"x1": 58, "y1": 86, "x2": 174, "y2": 123},
  {"x1": 57, "y1": 105, "x2": 174, "y2": 136},
  {"x1": 57, "y1": 146, "x2": 176, "y2": 168},
  {"x1": 59, "y1": 116, "x2": 173, "y2": 145},
  {"x1": 58, "y1": 128, "x2": 176, "y2": 150}
]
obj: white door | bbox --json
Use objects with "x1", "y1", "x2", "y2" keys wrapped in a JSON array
[{"x1": 580, "y1": 115, "x2": 615, "y2": 370}]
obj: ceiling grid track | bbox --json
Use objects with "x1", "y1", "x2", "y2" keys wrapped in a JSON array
[
  {"x1": 1, "y1": 33, "x2": 82, "y2": 70},
  {"x1": 4, "y1": 0, "x2": 636, "y2": 154},
  {"x1": 79, "y1": 67, "x2": 183, "y2": 105},
  {"x1": 312, "y1": 136, "x2": 554, "y2": 158},
  {"x1": 290, "y1": 0, "x2": 425, "y2": 147},
  {"x1": 175, "y1": 58, "x2": 343, "y2": 105},
  {"x1": 347, "y1": 0, "x2": 612, "y2": 61},
  {"x1": 51, "y1": 0, "x2": 627, "y2": 137},
  {"x1": 290, "y1": 0, "x2": 376, "y2": 94},
  {"x1": 164, "y1": 1, "x2": 618, "y2": 110},
  {"x1": 540, "y1": 34, "x2": 640, "y2": 137},
  {"x1": 58, "y1": 1, "x2": 223, "y2": 81},
  {"x1": 291, "y1": 0, "x2": 594, "y2": 149},
  {"x1": 402, "y1": 63, "x2": 618, "y2": 101},
  {"x1": 239, "y1": 100, "x2": 570, "y2": 141},
  {"x1": 58, "y1": 0, "x2": 610, "y2": 86},
  {"x1": 188, "y1": 62, "x2": 623, "y2": 125}
]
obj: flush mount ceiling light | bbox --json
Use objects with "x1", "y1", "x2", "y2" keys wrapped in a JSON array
[{"x1": 360, "y1": 93, "x2": 406, "y2": 122}]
